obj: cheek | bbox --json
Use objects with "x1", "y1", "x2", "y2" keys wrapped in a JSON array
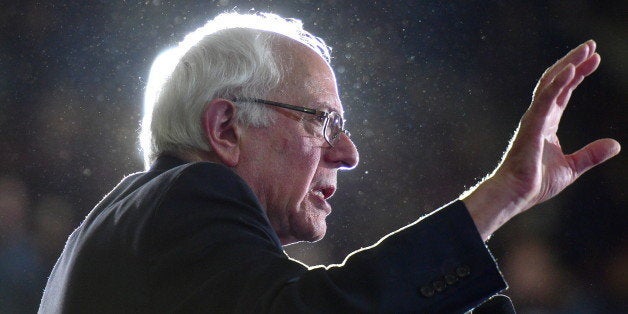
[
  {"x1": 272, "y1": 136, "x2": 321, "y2": 169},
  {"x1": 293, "y1": 149, "x2": 321, "y2": 182},
  {"x1": 284, "y1": 143, "x2": 323, "y2": 207}
]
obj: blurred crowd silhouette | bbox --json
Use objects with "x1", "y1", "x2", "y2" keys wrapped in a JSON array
[
  {"x1": 0, "y1": 176, "x2": 73, "y2": 311},
  {"x1": 0, "y1": 1, "x2": 625, "y2": 313}
]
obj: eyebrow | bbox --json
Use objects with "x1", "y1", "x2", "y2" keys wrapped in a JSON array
[{"x1": 310, "y1": 100, "x2": 343, "y2": 117}]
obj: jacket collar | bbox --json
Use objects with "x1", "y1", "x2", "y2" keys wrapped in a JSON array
[{"x1": 149, "y1": 155, "x2": 189, "y2": 172}]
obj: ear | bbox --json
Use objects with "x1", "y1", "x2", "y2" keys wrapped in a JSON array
[{"x1": 201, "y1": 99, "x2": 240, "y2": 167}]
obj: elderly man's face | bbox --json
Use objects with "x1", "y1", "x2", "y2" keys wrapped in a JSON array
[{"x1": 235, "y1": 42, "x2": 359, "y2": 245}]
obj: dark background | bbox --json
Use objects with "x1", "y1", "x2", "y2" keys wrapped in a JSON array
[{"x1": 0, "y1": 1, "x2": 625, "y2": 312}]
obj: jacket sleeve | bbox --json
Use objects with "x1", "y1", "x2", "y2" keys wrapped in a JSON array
[{"x1": 146, "y1": 163, "x2": 506, "y2": 313}]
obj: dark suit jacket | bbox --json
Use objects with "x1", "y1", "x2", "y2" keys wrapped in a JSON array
[{"x1": 39, "y1": 156, "x2": 506, "y2": 313}]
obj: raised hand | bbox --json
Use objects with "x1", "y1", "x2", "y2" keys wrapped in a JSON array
[{"x1": 462, "y1": 40, "x2": 621, "y2": 241}]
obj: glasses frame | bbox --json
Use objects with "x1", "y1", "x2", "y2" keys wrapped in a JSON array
[{"x1": 232, "y1": 97, "x2": 349, "y2": 147}]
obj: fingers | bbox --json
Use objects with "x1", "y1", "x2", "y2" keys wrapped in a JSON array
[
  {"x1": 567, "y1": 138, "x2": 621, "y2": 177},
  {"x1": 534, "y1": 40, "x2": 596, "y2": 98},
  {"x1": 556, "y1": 53, "x2": 601, "y2": 107},
  {"x1": 585, "y1": 40, "x2": 596, "y2": 58},
  {"x1": 524, "y1": 41, "x2": 602, "y2": 136},
  {"x1": 523, "y1": 64, "x2": 575, "y2": 133},
  {"x1": 539, "y1": 63, "x2": 575, "y2": 107}
]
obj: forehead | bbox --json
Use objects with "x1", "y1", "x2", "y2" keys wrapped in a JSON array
[
  {"x1": 302, "y1": 78, "x2": 342, "y2": 114},
  {"x1": 272, "y1": 37, "x2": 343, "y2": 115}
]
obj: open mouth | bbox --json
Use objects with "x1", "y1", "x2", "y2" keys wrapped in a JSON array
[
  {"x1": 309, "y1": 186, "x2": 335, "y2": 215},
  {"x1": 311, "y1": 186, "x2": 335, "y2": 200}
]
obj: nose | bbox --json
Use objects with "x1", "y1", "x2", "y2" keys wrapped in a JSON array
[{"x1": 325, "y1": 133, "x2": 359, "y2": 170}]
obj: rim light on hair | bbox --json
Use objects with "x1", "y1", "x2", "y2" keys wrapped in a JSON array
[{"x1": 139, "y1": 12, "x2": 332, "y2": 169}]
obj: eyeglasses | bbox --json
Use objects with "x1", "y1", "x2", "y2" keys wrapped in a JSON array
[{"x1": 232, "y1": 98, "x2": 350, "y2": 147}]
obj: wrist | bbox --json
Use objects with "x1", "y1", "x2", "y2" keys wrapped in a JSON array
[{"x1": 460, "y1": 176, "x2": 520, "y2": 241}]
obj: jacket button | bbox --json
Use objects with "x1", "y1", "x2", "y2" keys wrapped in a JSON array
[
  {"x1": 432, "y1": 280, "x2": 446, "y2": 292},
  {"x1": 445, "y1": 274, "x2": 458, "y2": 285},
  {"x1": 456, "y1": 265, "x2": 471, "y2": 278},
  {"x1": 419, "y1": 285, "x2": 435, "y2": 298}
]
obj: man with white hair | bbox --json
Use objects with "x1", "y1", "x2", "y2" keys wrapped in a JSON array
[{"x1": 39, "y1": 12, "x2": 620, "y2": 313}]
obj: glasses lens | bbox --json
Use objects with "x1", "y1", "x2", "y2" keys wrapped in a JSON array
[{"x1": 325, "y1": 112, "x2": 344, "y2": 145}]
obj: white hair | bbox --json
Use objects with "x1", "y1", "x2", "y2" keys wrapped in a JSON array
[{"x1": 139, "y1": 12, "x2": 332, "y2": 169}]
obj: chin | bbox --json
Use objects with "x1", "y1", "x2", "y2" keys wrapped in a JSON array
[
  {"x1": 281, "y1": 220, "x2": 327, "y2": 245},
  {"x1": 302, "y1": 224, "x2": 327, "y2": 243}
]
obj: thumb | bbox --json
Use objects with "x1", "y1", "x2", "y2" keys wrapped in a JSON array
[{"x1": 567, "y1": 138, "x2": 621, "y2": 177}]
